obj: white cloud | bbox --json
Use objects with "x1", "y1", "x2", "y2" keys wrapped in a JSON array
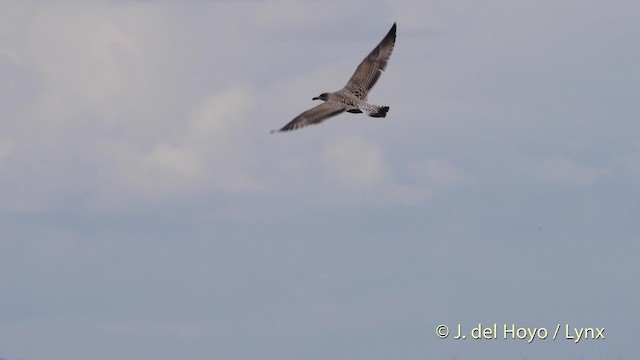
[
  {"x1": 26, "y1": 4, "x2": 162, "y2": 120},
  {"x1": 91, "y1": 85, "x2": 262, "y2": 206},
  {"x1": 322, "y1": 136, "x2": 388, "y2": 190},
  {"x1": 0, "y1": 0, "x2": 630, "y2": 216},
  {"x1": 0, "y1": 47, "x2": 20, "y2": 63},
  {"x1": 0, "y1": 4, "x2": 269, "y2": 210},
  {"x1": 317, "y1": 136, "x2": 431, "y2": 205},
  {"x1": 142, "y1": 145, "x2": 201, "y2": 179},
  {"x1": 611, "y1": 140, "x2": 640, "y2": 184},
  {"x1": 189, "y1": 87, "x2": 252, "y2": 144},
  {"x1": 535, "y1": 156, "x2": 608, "y2": 186},
  {"x1": 252, "y1": 1, "x2": 335, "y2": 30},
  {"x1": 188, "y1": 86, "x2": 263, "y2": 193},
  {"x1": 407, "y1": 158, "x2": 465, "y2": 188},
  {"x1": 0, "y1": 139, "x2": 13, "y2": 160},
  {"x1": 0, "y1": 139, "x2": 14, "y2": 181},
  {"x1": 0, "y1": 139, "x2": 14, "y2": 191},
  {"x1": 140, "y1": 145, "x2": 203, "y2": 188}
]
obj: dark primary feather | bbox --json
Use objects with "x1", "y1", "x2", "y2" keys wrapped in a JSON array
[
  {"x1": 271, "y1": 102, "x2": 346, "y2": 133},
  {"x1": 343, "y1": 22, "x2": 396, "y2": 100}
]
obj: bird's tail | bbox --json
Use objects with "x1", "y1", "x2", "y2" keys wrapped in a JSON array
[{"x1": 368, "y1": 105, "x2": 389, "y2": 118}]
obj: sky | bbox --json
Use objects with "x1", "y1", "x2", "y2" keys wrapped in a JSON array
[{"x1": 1, "y1": 1, "x2": 639, "y2": 359}]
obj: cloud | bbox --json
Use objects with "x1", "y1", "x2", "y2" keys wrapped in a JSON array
[
  {"x1": 0, "y1": 0, "x2": 632, "y2": 216},
  {"x1": 26, "y1": 4, "x2": 162, "y2": 119},
  {"x1": 319, "y1": 139, "x2": 466, "y2": 206},
  {"x1": 142, "y1": 145, "x2": 202, "y2": 179},
  {"x1": 322, "y1": 136, "x2": 388, "y2": 190},
  {"x1": 407, "y1": 158, "x2": 465, "y2": 188},
  {"x1": 188, "y1": 86, "x2": 263, "y2": 193},
  {"x1": 0, "y1": 139, "x2": 13, "y2": 160},
  {"x1": 535, "y1": 156, "x2": 608, "y2": 186},
  {"x1": 90, "y1": 85, "x2": 262, "y2": 207},
  {"x1": 612, "y1": 140, "x2": 640, "y2": 184},
  {"x1": 1, "y1": 3, "x2": 639, "y2": 360},
  {"x1": 0, "y1": 4, "x2": 268, "y2": 211},
  {"x1": 130, "y1": 144, "x2": 205, "y2": 199},
  {"x1": 0, "y1": 47, "x2": 20, "y2": 63},
  {"x1": 317, "y1": 136, "x2": 431, "y2": 205}
]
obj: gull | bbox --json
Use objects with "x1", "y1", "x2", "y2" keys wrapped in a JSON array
[{"x1": 272, "y1": 22, "x2": 396, "y2": 133}]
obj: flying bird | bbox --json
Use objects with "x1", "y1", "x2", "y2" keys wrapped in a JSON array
[{"x1": 272, "y1": 22, "x2": 397, "y2": 133}]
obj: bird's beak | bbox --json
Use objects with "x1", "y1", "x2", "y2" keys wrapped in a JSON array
[{"x1": 312, "y1": 97, "x2": 319, "y2": 100}]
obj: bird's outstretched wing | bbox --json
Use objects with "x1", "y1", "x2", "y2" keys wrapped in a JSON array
[
  {"x1": 271, "y1": 102, "x2": 346, "y2": 133},
  {"x1": 343, "y1": 22, "x2": 396, "y2": 100}
]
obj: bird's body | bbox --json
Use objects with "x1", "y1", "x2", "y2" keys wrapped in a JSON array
[{"x1": 272, "y1": 22, "x2": 396, "y2": 133}]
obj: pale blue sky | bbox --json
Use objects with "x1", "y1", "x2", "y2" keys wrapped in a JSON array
[{"x1": 1, "y1": 1, "x2": 639, "y2": 359}]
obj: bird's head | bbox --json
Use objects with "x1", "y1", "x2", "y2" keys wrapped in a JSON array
[{"x1": 312, "y1": 93, "x2": 329, "y2": 101}]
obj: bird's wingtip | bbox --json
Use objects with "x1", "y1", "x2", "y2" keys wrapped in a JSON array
[{"x1": 387, "y1": 22, "x2": 397, "y2": 36}]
